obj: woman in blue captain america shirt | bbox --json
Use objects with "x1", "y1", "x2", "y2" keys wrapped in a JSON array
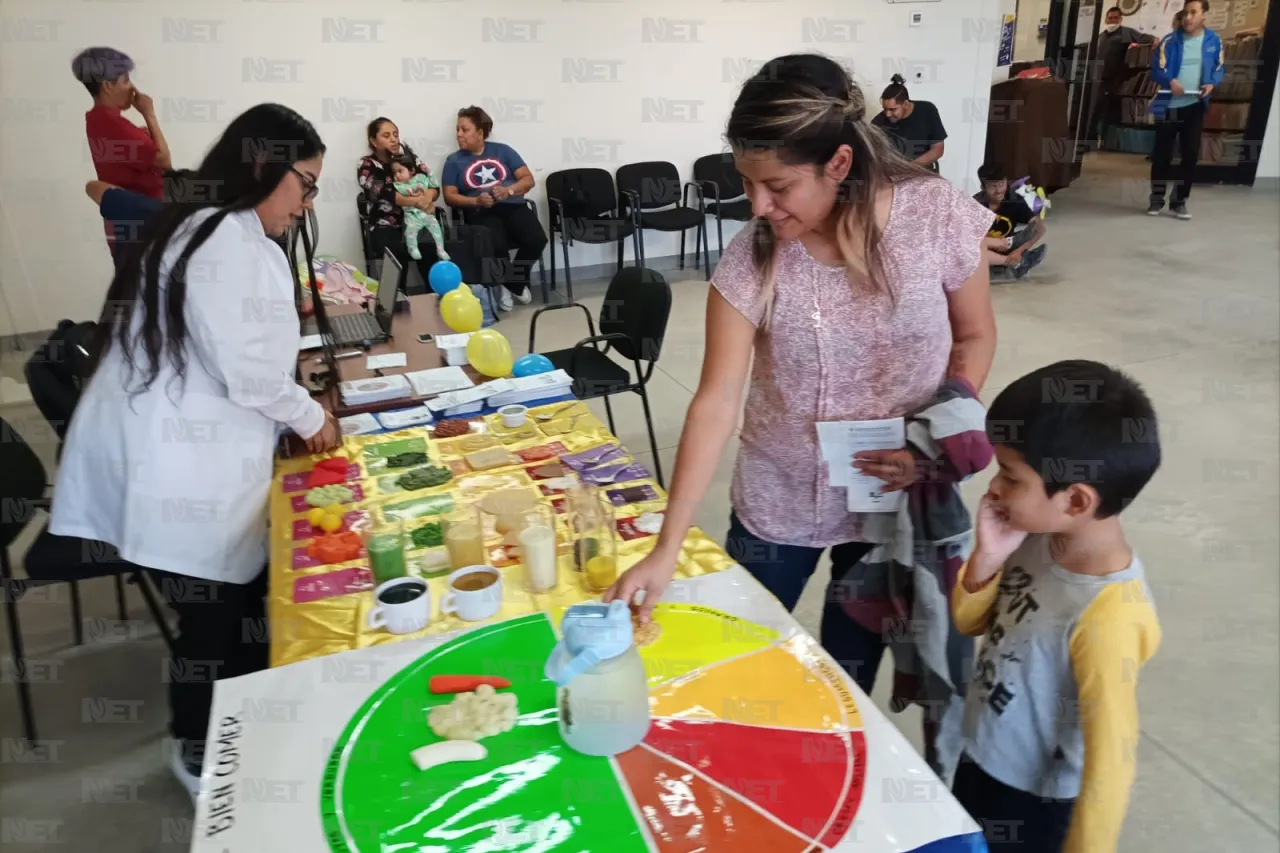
[{"x1": 442, "y1": 105, "x2": 547, "y2": 309}]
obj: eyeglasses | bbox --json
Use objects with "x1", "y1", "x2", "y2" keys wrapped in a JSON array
[{"x1": 291, "y1": 167, "x2": 319, "y2": 202}]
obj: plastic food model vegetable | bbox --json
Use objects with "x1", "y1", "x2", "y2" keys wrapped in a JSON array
[
  {"x1": 385, "y1": 452, "x2": 430, "y2": 469},
  {"x1": 308, "y1": 531, "x2": 363, "y2": 564},
  {"x1": 427, "y1": 684, "x2": 519, "y2": 741},
  {"x1": 396, "y1": 465, "x2": 453, "y2": 492},
  {"x1": 433, "y1": 419, "x2": 474, "y2": 439},
  {"x1": 306, "y1": 484, "x2": 354, "y2": 507},
  {"x1": 308, "y1": 504, "x2": 345, "y2": 533},
  {"x1": 429, "y1": 675, "x2": 512, "y2": 694},
  {"x1": 411, "y1": 523, "x2": 444, "y2": 549},
  {"x1": 411, "y1": 740, "x2": 486, "y2": 771},
  {"x1": 307, "y1": 456, "x2": 351, "y2": 488}
]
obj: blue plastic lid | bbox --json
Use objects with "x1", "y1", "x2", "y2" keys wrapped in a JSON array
[{"x1": 544, "y1": 600, "x2": 634, "y2": 687}]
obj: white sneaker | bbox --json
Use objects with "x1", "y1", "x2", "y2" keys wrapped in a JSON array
[
  {"x1": 170, "y1": 740, "x2": 202, "y2": 805},
  {"x1": 513, "y1": 288, "x2": 533, "y2": 305},
  {"x1": 497, "y1": 289, "x2": 513, "y2": 311}
]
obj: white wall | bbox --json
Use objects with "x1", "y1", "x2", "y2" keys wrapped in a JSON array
[
  {"x1": 1012, "y1": 0, "x2": 1051, "y2": 63},
  {"x1": 0, "y1": 0, "x2": 1003, "y2": 335}
]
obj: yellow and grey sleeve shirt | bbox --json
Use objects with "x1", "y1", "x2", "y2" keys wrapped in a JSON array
[{"x1": 951, "y1": 535, "x2": 1162, "y2": 853}]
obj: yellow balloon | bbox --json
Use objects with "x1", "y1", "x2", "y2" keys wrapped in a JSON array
[
  {"x1": 440, "y1": 288, "x2": 483, "y2": 333},
  {"x1": 466, "y1": 329, "x2": 514, "y2": 378}
]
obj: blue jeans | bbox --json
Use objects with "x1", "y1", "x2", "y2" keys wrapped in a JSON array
[{"x1": 725, "y1": 512, "x2": 881, "y2": 693}]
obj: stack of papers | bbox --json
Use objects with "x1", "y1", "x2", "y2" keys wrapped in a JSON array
[
  {"x1": 405, "y1": 366, "x2": 475, "y2": 398},
  {"x1": 377, "y1": 406, "x2": 434, "y2": 430},
  {"x1": 486, "y1": 371, "x2": 573, "y2": 407},
  {"x1": 816, "y1": 417, "x2": 906, "y2": 513},
  {"x1": 339, "y1": 413, "x2": 382, "y2": 436},
  {"x1": 366, "y1": 352, "x2": 407, "y2": 370},
  {"x1": 424, "y1": 386, "x2": 488, "y2": 417},
  {"x1": 338, "y1": 375, "x2": 413, "y2": 407}
]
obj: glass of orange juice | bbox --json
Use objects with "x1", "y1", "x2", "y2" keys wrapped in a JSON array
[
  {"x1": 571, "y1": 489, "x2": 617, "y2": 594},
  {"x1": 442, "y1": 503, "x2": 485, "y2": 570}
]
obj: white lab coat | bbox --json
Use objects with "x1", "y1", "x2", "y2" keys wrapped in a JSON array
[{"x1": 51, "y1": 209, "x2": 326, "y2": 584}]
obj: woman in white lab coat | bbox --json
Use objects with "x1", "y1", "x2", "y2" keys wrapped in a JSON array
[{"x1": 51, "y1": 103, "x2": 340, "y2": 796}]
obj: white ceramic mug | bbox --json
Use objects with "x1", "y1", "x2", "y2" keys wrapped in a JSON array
[
  {"x1": 440, "y1": 566, "x2": 503, "y2": 622},
  {"x1": 499, "y1": 404, "x2": 528, "y2": 428},
  {"x1": 367, "y1": 577, "x2": 431, "y2": 635}
]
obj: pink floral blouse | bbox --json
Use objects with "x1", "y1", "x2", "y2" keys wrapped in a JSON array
[{"x1": 712, "y1": 176, "x2": 994, "y2": 548}]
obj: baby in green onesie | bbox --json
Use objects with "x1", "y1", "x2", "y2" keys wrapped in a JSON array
[{"x1": 391, "y1": 155, "x2": 449, "y2": 262}]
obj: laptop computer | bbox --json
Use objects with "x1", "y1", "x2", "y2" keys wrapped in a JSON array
[{"x1": 316, "y1": 248, "x2": 402, "y2": 348}]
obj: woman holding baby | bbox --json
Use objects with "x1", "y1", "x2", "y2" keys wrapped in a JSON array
[{"x1": 357, "y1": 116, "x2": 444, "y2": 280}]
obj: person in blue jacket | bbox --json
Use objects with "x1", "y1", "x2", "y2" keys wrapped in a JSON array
[{"x1": 1147, "y1": 0, "x2": 1224, "y2": 219}]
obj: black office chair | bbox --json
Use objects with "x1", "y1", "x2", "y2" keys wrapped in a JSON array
[
  {"x1": 528, "y1": 267, "x2": 671, "y2": 486},
  {"x1": 616, "y1": 161, "x2": 710, "y2": 280},
  {"x1": 23, "y1": 322, "x2": 132, "y2": 632},
  {"x1": 693, "y1": 153, "x2": 753, "y2": 262},
  {"x1": 545, "y1": 169, "x2": 642, "y2": 303},
  {"x1": 1, "y1": 416, "x2": 174, "y2": 743}
]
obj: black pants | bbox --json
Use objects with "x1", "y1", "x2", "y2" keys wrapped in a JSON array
[
  {"x1": 953, "y1": 755, "x2": 1075, "y2": 852},
  {"x1": 466, "y1": 203, "x2": 548, "y2": 295},
  {"x1": 1150, "y1": 101, "x2": 1205, "y2": 206},
  {"x1": 369, "y1": 225, "x2": 440, "y2": 289},
  {"x1": 154, "y1": 569, "x2": 269, "y2": 759}
]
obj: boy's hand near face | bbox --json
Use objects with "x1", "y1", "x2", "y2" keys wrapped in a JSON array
[{"x1": 968, "y1": 492, "x2": 1027, "y2": 590}]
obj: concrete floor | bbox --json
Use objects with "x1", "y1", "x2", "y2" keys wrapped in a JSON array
[{"x1": 2, "y1": 156, "x2": 1277, "y2": 851}]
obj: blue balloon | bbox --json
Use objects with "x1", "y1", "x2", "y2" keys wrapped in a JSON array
[
  {"x1": 427, "y1": 261, "x2": 462, "y2": 295},
  {"x1": 512, "y1": 353, "x2": 554, "y2": 377}
]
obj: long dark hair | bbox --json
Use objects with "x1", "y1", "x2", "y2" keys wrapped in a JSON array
[
  {"x1": 366, "y1": 116, "x2": 421, "y2": 164},
  {"x1": 726, "y1": 54, "x2": 931, "y2": 325},
  {"x1": 94, "y1": 103, "x2": 325, "y2": 393}
]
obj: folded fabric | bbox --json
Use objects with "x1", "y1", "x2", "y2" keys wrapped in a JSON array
[{"x1": 561, "y1": 444, "x2": 626, "y2": 472}]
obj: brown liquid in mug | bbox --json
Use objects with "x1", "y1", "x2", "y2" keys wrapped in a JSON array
[{"x1": 452, "y1": 571, "x2": 498, "y2": 592}]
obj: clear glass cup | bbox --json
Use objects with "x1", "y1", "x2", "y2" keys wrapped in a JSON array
[
  {"x1": 571, "y1": 490, "x2": 618, "y2": 594},
  {"x1": 363, "y1": 519, "x2": 408, "y2": 585},
  {"x1": 514, "y1": 504, "x2": 559, "y2": 593},
  {"x1": 442, "y1": 504, "x2": 485, "y2": 570}
]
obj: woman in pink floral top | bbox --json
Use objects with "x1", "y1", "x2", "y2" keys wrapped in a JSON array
[
  {"x1": 607, "y1": 54, "x2": 996, "y2": 698},
  {"x1": 357, "y1": 117, "x2": 442, "y2": 279}
]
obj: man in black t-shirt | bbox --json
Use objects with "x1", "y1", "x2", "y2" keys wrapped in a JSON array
[
  {"x1": 974, "y1": 164, "x2": 1046, "y2": 280},
  {"x1": 871, "y1": 76, "x2": 947, "y2": 172}
]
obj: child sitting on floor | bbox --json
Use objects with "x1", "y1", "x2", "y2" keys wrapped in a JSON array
[
  {"x1": 951, "y1": 359, "x2": 1162, "y2": 853},
  {"x1": 974, "y1": 162, "x2": 1046, "y2": 281},
  {"x1": 390, "y1": 153, "x2": 449, "y2": 262}
]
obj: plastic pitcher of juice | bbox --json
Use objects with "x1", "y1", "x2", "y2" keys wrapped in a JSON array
[{"x1": 544, "y1": 600, "x2": 650, "y2": 757}]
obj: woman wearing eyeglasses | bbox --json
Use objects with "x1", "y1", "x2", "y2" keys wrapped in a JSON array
[{"x1": 50, "y1": 103, "x2": 340, "y2": 800}]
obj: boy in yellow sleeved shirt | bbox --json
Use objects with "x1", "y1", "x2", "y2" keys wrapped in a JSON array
[{"x1": 951, "y1": 360, "x2": 1163, "y2": 853}]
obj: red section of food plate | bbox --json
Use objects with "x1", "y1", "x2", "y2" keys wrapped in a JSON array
[
  {"x1": 643, "y1": 717, "x2": 860, "y2": 846},
  {"x1": 614, "y1": 745, "x2": 814, "y2": 853}
]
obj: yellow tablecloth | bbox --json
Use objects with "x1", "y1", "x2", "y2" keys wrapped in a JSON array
[{"x1": 268, "y1": 401, "x2": 736, "y2": 667}]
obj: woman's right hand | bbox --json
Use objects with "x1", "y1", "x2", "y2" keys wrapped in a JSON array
[
  {"x1": 603, "y1": 549, "x2": 679, "y2": 624},
  {"x1": 305, "y1": 411, "x2": 341, "y2": 454}
]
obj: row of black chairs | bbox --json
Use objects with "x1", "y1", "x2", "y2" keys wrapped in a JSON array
[
  {"x1": 544, "y1": 155, "x2": 752, "y2": 299},
  {"x1": 355, "y1": 153, "x2": 752, "y2": 305}
]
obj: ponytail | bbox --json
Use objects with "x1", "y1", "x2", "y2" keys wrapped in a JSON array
[{"x1": 881, "y1": 73, "x2": 910, "y2": 103}]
